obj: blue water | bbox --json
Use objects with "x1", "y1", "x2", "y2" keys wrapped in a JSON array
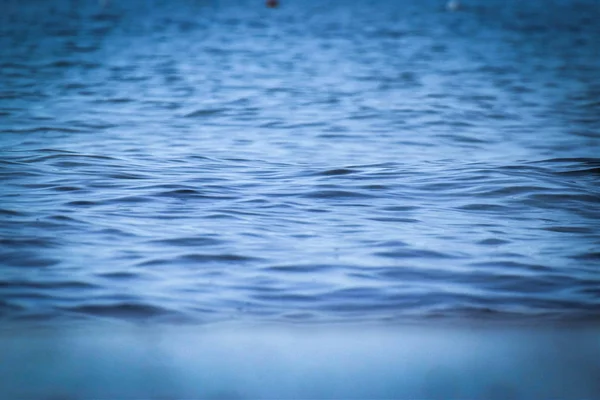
[
  {"x1": 1, "y1": 0, "x2": 600, "y2": 397},
  {"x1": 1, "y1": 0, "x2": 599, "y2": 325},
  {"x1": 0, "y1": 325, "x2": 599, "y2": 399}
]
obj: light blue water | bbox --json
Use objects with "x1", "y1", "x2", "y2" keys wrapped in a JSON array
[
  {"x1": 1, "y1": 325, "x2": 599, "y2": 400},
  {"x1": 1, "y1": 1, "x2": 600, "y2": 397}
]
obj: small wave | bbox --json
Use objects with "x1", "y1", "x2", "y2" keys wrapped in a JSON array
[
  {"x1": 17, "y1": 153, "x2": 113, "y2": 164},
  {"x1": 138, "y1": 253, "x2": 261, "y2": 267},
  {"x1": 156, "y1": 188, "x2": 205, "y2": 199},
  {"x1": 0, "y1": 236, "x2": 59, "y2": 249},
  {"x1": 179, "y1": 253, "x2": 261, "y2": 263},
  {"x1": 542, "y1": 226, "x2": 594, "y2": 234},
  {"x1": 532, "y1": 157, "x2": 600, "y2": 167},
  {"x1": 302, "y1": 190, "x2": 375, "y2": 199},
  {"x1": 96, "y1": 271, "x2": 139, "y2": 280},
  {"x1": 51, "y1": 185, "x2": 84, "y2": 192},
  {"x1": 148, "y1": 236, "x2": 223, "y2": 247},
  {"x1": 104, "y1": 195, "x2": 152, "y2": 204},
  {"x1": 0, "y1": 208, "x2": 27, "y2": 217},
  {"x1": 265, "y1": 264, "x2": 337, "y2": 274},
  {"x1": 557, "y1": 167, "x2": 600, "y2": 177},
  {"x1": 526, "y1": 193, "x2": 600, "y2": 204},
  {"x1": 252, "y1": 293, "x2": 321, "y2": 303},
  {"x1": 0, "y1": 251, "x2": 60, "y2": 268},
  {"x1": 477, "y1": 238, "x2": 510, "y2": 246},
  {"x1": 97, "y1": 97, "x2": 134, "y2": 104},
  {"x1": 65, "y1": 200, "x2": 97, "y2": 207},
  {"x1": 478, "y1": 186, "x2": 553, "y2": 197},
  {"x1": 0, "y1": 300, "x2": 25, "y2": 313},
  {"x1": 104, "y1": 172, "x2": 150, "y2": 180},
  {"x1": 65, "y1": 302, "x2": 174, "y2": 320},
  {"x1": 367, "y1": 217, "x2": 420, "y2": 223},
  {"x1": 1, "y1": 126, "x2": 87, "y2": 134},
  {"x1": 570, "y1": 252, "x2": 600, "y2": 261},
  {"x1": 184, "y1": 108, "x2": 228, "y2": 118},
  {"x1": 315, "y1": 168, "x2": 358, "y2": 176},
  {"x1": 457, "y1": 203, "x2": 512, "y2": 212},
  {"x1": 0, "y1": 280, "x2": 97, "y2": 290}
]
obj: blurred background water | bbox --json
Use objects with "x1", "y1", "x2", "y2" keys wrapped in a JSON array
[
  {"x1": 1, "y1": 0, "x2": 600, "y2": 398},
  {"x1": 0, "y1": 325, "x2": 599, "y2": 400}
]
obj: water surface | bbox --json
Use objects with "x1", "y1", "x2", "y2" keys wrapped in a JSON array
[
  {"x1": 1, "y1": 0, "x2": 599, "y2": 325},
  {"x1": 2, "y1": 1, "x2": 600, "y2": 398}
]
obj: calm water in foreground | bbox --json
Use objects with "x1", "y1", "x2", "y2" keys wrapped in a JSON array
[{"x1": 1, "y1": 0, "x2": 599, "y2": 398}]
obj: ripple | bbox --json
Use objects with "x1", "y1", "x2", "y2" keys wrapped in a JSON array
[
  {"x1": 96, "y1": 271, "x2": 139, "y2": 280},
  {"x1": 374, "y1": 249, "x2": 460, "y2": 259},
  {"x1": 570, "y1": 252, "x2": 600, "y2": 261},
  {"x1": 456, "y1": 203, "x2": 511, "y2": 212},
  {"x1": 0, "y1": 280, "x2": 98, "y2": 290},
  {"x1": 0, "y1": 208, "x2": 27, "y2": 217},
  {"x1": 64, "y1": 303, "x2": 174, "y2": 320},
  {"x1": 302, "y1": 190, "x2": 375, "y2": 199},
  {"x1": 0, "y1": 237, "x2": 59, "y2": 249},
  {"x1": 316, "y1": 168, "x2": 359, "y2": 176},
  {"x1": 156, "y1": 188, "x2": 206, "y2": 199},
  {"x1": 179, "y1": 253, "x2": 262, "y2": 263},
  {"x1": 265, "y1": 264, "x2": 338, "y2": 274},
  {"x1": 2, "y1": 126, "x2": 86, "y2": 134},
  {"x1": 138, "y1": 253, "x2": 262, "y2": 267},
  {"x1": 542, "y1": 226, "x2": 595, "y2": 234},
  {"x1": 478, "y1": 238, "x2": 509, "y2": 246},
  {"x1": 148, "y1": 236, "x2": 223, "y2": 247},
  {"x1": 65, "y1": 200, "x2": 97, "y2": 207},
  {"x1": 0, "y1": 251, "x2": 60, "y2": 268},
  {"x1": 184, "y1": 108, "x2": 228, "y2": 118},
  {"x1": 558, "y1": 167, "x2": 600, "y2": 176}
]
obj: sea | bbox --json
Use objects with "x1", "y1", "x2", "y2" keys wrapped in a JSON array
[{"x1": 1, "y1": 0, "x2": 599, "y2": 398}]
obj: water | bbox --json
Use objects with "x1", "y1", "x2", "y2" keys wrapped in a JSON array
[
  {"x1": 1, "y1": 0, "x2": 600, "y2": 398},
  {"x1": 1, "y1": 325, "x2": 599, "y2": 399}
]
